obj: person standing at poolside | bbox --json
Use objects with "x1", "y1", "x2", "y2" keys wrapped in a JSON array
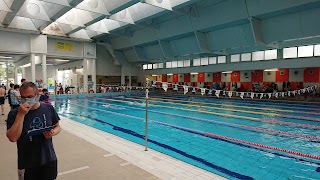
[
  {"x1": 0, "y1": 84, "x2": 6, "y2": 115},
  {"x1": 6, "y1": 82, "x2": 61, "y2": 180},
  {"x1": 21, "y1": 78, "x2": 26, "y2": 85}
]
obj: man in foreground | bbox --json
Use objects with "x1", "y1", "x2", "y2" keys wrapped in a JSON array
[{"x1": 6, "y1": 82, "x2": 61, "y2": 180}]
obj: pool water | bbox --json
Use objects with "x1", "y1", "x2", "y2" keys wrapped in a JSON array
[{"x1": 54, "y1": 94, "x2": 320, "y2": 180}]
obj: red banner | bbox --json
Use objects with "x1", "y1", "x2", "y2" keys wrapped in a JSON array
[
  {"x1": 276, "y1": 69, "x2": 289, "y2": 82},
  {"x1": 198, "y1": 72, "x2": 205, "y2": 82},
  {"x1": 231, "y1": 71, "x2": 240, "y2": 82},
  {"x1": 162, "y1": 74, "x2": 167, "y2": 82},
  {"x1": 251, "y1": 70, "x2": 263, "y2": 82},
  {"x1": 304, "y1": 68, "x2": 320, "y2": 82},
  {"x1": 173, "y1": 74, "x2": 178, "y2": 82},
  {"x1": 184, "y1": 74, "x2": 190, "y2": 82},
  {"x1": 213, "y1": 72, "x2": 221, "y2": 82}
]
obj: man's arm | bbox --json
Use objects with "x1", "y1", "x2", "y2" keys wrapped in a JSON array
[
  {"x1": 6, "y1": 104, "x2": 30, "y2": 142},
  {"x1": 43, "y1": 122, "x2": 61, "y2": 138}
]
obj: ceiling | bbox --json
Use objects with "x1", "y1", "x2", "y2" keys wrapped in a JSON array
[
  {"x1": 0, "y1": 0, "x2": 194, "y2": 39},
  {"x1": 1, "y1": 0, "x2": 320, "y2": 65}
]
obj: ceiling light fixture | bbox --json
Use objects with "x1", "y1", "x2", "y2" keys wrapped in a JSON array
[
  {"x1": 264, "y1": 68, "x2": 278, "y2": 72},
  {"x1": 21, "y1": 63, "x2": 31, "y2": 68},
  {"x1": 0, "y1": 56, "x2": 12, "y2": 59},
  {"x1": 167, "y1": 73, "x2": 173, "y2": 75},
  {"x1": 190, "y1": 72, "x2": 199, "y2": 75},
  {"x1": 55, "y1": 59, "x2": 69, "y2": 62},
  {"x1": 152, "y1": 75, "x2": 157, "y2": 76},
  {"x1": 222, "y1": 71, "x2": 232, "y2": 74}
]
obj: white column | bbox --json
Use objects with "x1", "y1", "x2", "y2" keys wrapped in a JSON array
[
  {"x1": 121, "y1": 66, "x2": 125, "y2": 85},
  {"x1": 30, "y1": 53, "x2": 36, "y2": 82},
  {"x1": 55, "y1": 68, "x2": 59, "y2": 94},
  {"x1": 91, "y1": 59, "x2": 96, "y2": 93},
  {"x1": 22, "y1": 67, "x2": 26, "y2": 82},
  {"x1": 14, "y1": 67, "x2": 18, "y2": 84},
  {"x1": 42, "y1": 54, "x2": 47, "y2": 88},
  {"x1": 5, "y1": 62, "x2": 8, "y2": 88},
  {"x1": 55, "y1": 68, "x2": 59, "y2": 83},
  {"x1": 83, "y1": 59, "x2": 88, "y2": 93}
]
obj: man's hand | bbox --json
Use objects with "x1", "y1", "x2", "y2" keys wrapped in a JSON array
[
  {"x1": 18, "y1": 103, "x2": 32, "y2": 115},
  {"x1": 43, "y1": 130, "x2": 54, "y2": 139}
]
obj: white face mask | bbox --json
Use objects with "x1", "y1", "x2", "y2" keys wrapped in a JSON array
[{"x1": 20, "y1": 96, "x2": 39, "y2": 106}]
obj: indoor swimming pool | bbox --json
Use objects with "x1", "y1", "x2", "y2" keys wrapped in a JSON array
[{"x1": 54, "y1": 94, "x2": 320, "y2": 180}]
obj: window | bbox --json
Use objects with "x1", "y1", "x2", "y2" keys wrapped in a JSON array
[
  {"x1": 315, "y1": 44, "x2": 320, "y2": 56},
  {"x1": 153, "y1": 64, "x2": 158, "y2": 69},
  {"x1": 201, "y1": 57, "x2": 208, "y2": 65},
  {"x1": 147, "y1": 64, "x2": 152, "y2": 69},
  {"x1": 217, "y1": 56, "x2": 226, "y2": 63},
  {"x1": 252, "y1": 51, "x2": 264, "y2": 61},
  {"x1": 178, "y1": 60, "x2": 184, "y2": 67},
  {"x1": 283, "y1": 47, "x2": 297, "y2": 59},
  {"x1": 241, "y1": 53, "x2": 251, "y2": 61},
  {"x1": 231, "y1": 54, "x2": 240, "y2": 62},
  {"x1": 166, "y1": 62, "x2": 172, "y2": 68},
  {"x1": 143, "y1": 64, "x2": 147, "y2": 70},
  {"x1": 193, "y1": 58, "x2": 200, "y2": 66},
  {"x1": 264, "y1": 49, "x2": 277, "y2": 60},
  {"x1": 209, "y1": 57, "x2": 216, "y2": 64},
  {"x1": 158, "y1": 63, "x2": 164, "y2": 68},
  {"x1": 298, "y1": 45, "x2": 313, "y2": 57},
  {"x1": 171, "y1": 61, "x2": 177, "y2": 68},
  {"x1": 184, "y1": 60, "x2": 190, "y2": 67}
]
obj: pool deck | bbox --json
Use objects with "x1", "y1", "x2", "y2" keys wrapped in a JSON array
[{"x1": 0, "y1": 104, "x2": 226, "y2": 180}]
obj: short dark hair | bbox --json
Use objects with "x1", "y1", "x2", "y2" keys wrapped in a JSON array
[
  {"x1": 14, "y1": 84, "x2": 20, "y2": 89},
  {"x1": 21, "y1": 78, "x2": 26, "y2": 83},
  {"x1": 42, "y1": 88, "x2": 48, "y2": 92},
  {"x1": 10, "y1": 83, "x2": 14, "y2": 88},
  {"x1": 20, "y1": 82, "x2": 38, "y2": 94}
]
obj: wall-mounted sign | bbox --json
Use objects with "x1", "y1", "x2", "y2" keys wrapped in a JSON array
[{"x1": 56, "y1": 41, "x2": 74, "y2": 51}]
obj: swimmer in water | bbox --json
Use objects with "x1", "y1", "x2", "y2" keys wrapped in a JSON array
[
  {"x1": 128, "y1": 101, "x2": 138, "y2": 105},
  {"x1": 199, "y1": 106, "x2": 206, "y2": 111},
  {"x1": 103, "y1": 104, "x2": 111, "y2": 108}
]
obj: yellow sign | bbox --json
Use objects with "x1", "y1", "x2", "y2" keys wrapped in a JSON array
[{"x1": 56, "y1": 41, "x2": 74, "y2": 51}]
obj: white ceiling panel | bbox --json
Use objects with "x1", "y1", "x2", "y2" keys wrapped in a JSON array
[
  {"x1": 103, "y1": 19, "x2": 127, "y2": 31},
  {"x1": 39, "y1": 1, "x2": 67, "y2": 18},
  {"x1": 0, "y1": 0, "x2": 12, "y2": 12},
  {"x1": 109, "y1": 9, "x2": 134, "y2": 24},
  {"x1": 55, "y1": 8, "x2": 85, "y2": 27},
  {"x1": 76, "y1": 0, "x2": 109, "y2": 15},
  {"x1": 86, "y1": 29, "x2": 104, "y2": 38},
  {"x1": 86, "y1": 19, "x2": 109, "y2": 33},
  {"x1": 3, "y1": 0, "x2": 14, "y2": 8},
  {"x1": 127, "y1": 3, "x2": 164, "y2": 22},
  {"x1": 16, "y1": 0, "x2": 51, "y2": 21},
  {"x1": 69, "y1": 29, "x2": 90, "y2": 39},
  {"x1": 9, "y1": 16, "x2": 38, "y2": 31},
  {"x1": 38, "y1": 0, "x2": 70, "y2": 7}
]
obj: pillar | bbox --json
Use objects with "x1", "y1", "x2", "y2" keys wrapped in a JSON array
[
  {"x1": 121, "y1": 66, "x2": 125, "y2": 85},
  {"x1": 83, "y1": 59, "x2": 88, "y2": 93},
  {"x1": 91, "y1": 59, "x2": 96, "y2": 93},
  {"x1": 42, "y1": 54, "x2": 47, "y2": 88},
  {"x1": 22, "y1": 67, "x2": 26, "y2": 81},
  {"x1": 5, "y1": 62, "x2": 8, "y2": 88},
  {"x1": 14, "y1": 67, "x2": 18, "y2": 84},
  {"x1": 31, "y1": 53, "x2": 36, "y2": 82}
]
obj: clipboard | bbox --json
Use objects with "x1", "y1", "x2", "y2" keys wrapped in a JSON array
[{"x1": 27, "y1": 126, "x2": 55, "y2": 137}]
